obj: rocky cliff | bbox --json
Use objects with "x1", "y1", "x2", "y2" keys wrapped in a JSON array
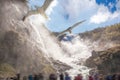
[
  {"x1": 85, "y1": 46, "x2": 120, "y2": 74},
  {"x1": 79, "y1": 23, "x2": 120, "y2": 74},
  {"x1": 79, "y1": 23, "x2": 120, "y2": 51},
  {"x1": 0, "y1": 0, "x2": 56, "y2": 77}
]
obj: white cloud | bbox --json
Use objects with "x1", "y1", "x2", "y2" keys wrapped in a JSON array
[
  {"x1": 60, "y1": 0, "x2": 97, "y2": 19},
  {"x1": 45, "y1": 0, "x2": 58, "y2": 16},
  {"x1": 90, "y1": 5, "x2": 120, "y2": 24}
]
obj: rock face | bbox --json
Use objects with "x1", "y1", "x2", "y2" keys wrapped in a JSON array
[
  {"x1": 85, "y1": 46, "x2": 120, "y2": 74},
  {"x1": 51, "y1": 59, "x2": 72, "y2": 73},
  {"x1": 0, "y1": 0, "x2": 56, "y2": 77},
  {"x1": 79, "y1": 23, "x2": 120, "y2": 51}
]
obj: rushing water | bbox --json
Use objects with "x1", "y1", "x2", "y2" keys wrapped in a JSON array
[
  {"x1": 60, "y1": 34, "x2": 92, "y2": 79},
  {"x1": 27, "y1": 14, "x2": 92, "y2": 80}
]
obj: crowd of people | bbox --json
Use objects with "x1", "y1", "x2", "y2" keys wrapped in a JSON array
[
  {"x1": 2, "y1": 72, "x2": 120, "y2": 80},
  {"x1": 73, "y1": 72, "x2": 120, "y2": 80}
]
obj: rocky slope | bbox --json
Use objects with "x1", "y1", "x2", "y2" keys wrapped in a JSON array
[
  {"x1": 51, "y1": 58, "x2": 72, "y2": 73},
  {"x1": 85, "y1": 46, "x2": 120, "y2": 74},
  {"x1": 79, "y1": 23, "x2": 120, "y2": 51},
  {"x1": 78, "y1": 24, "x2": 120, "y2": 74},
  {"x1": 0, "y1": 0, "x2": 56, "y2": 77}
]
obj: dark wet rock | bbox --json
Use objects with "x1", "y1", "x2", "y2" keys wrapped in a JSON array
[{"x1": 85, "y1": 46, "x2": 120, "y2": 74}]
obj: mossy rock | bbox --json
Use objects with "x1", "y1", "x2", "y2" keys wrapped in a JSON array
[{"x1": 0, "y1": 63, "x2": 16, "y2": 78}]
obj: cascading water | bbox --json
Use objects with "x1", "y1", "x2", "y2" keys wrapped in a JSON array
[
  {"x1": 27, "y1": 14, "x2": 92, "y2": 80},
  {"x1": 60, "y1": 34, "x2": 92, "y2": 79}
]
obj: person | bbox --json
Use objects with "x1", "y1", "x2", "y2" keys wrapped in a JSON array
[
  {"x1": 105, "y1": 74, "x2": 112, "y2": 80},
  {"x1": 49, "y1": 73, "x2": 57, "y2": 80},
  {"x1": 112, "y1": 73, "x2": 118, "y2": 80},
  {"x1": 117, "y1": 73, "x2": 120, "y2": 80},
  {"x1": 33, "y1": 74, "x2": 39, "y2": 80},
  {"x1": 65, "y1": 73, "x2": 71, "y2": 80},
  {"x1": 16, "y1": 73, "x2": 20, "y2": 80},
  {"x1": 88, "y1": 75, "x2": 93, "y2": 80},
  {"x1": 38, "y1": 73, "x2": 44, "y2": 80},
  {"x1": 23, "y1": 76, "x2": 28, "y2": 80},
  {"x1": 74, "y1": 76, "x2": 77, "y2": 80},
  {"x1": 99, "y1": 74, "x2": 104, "y2": 80},
  {"x1": 59, "y1": 73, "x2": 64, "y2": 80},
  {"x1": 75, "y1": 74, "x2": 82, "y2": 80},
  {"x1": 28, "y1": 75, "x2": 33, "y2": 80},
  {"x1": 93, "y1": 73, "x2": 99, "y2": 80}
]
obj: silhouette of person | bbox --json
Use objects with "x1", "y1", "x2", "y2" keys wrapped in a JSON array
[
  {"x1": 65, "y1": 73, "x2": 71, "y2": 80},
  {"x1": 16, "y1": 73, "x2": 20, "y2": 80},
  {"x1": 105, "y1": 74, "x2": 112, "y2": 80},
  {"x1": 88, "y1": 75, "x2": 94, "y2": 80},
  {"x1": 33, "y1": 74, "x2": 38, "y2": 80},
  {"x1": 75, "y1": 74, "x2": 82, "y2": 80},
  {"x1": 38, "y1": 73, "x2": 44, "y2": 80},
  {"x1": 49, "y1": 73, "x2": 57, "y2": 80},
  {"x1": 59, "y1": 73, "x2": 64, "y2": 80},
  {"x1": 23, "y1": 76, "x2": 27, "y2": 80},
  {"x1": 28, "y1": 74, "x2": 33, "y2": 80}
]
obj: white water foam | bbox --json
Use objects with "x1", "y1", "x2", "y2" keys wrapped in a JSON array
[
  {"x1": 60, "y1": 34, "x2": 92, "y2": 79},
  {"x1": 27, "y1": 14, "x2": 92, "y2": 80}
]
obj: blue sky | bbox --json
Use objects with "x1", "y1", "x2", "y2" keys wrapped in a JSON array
[{"x1": 29, "y1": 0, "x2": 120, "y2": 33}]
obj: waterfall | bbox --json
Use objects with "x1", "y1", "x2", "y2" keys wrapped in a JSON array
[
  {"x1": 27, "y1": 14, "x2": 92, "y2": 79},
  {"x1": 60, "y1": 34, "x2": 92, "y2": 79}
]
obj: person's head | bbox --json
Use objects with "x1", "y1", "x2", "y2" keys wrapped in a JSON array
[
  {"x1": 16, "y1": 73, "x2": 20, "y2": 76},
  {"x1": 78, "y1": 74, "x2": 82, "y2": 76},
  {"x1": 65, "y1": 72, "x2": 69, "y2": 76},
  {"x1": 77, "y1": 74, "x2": 80, "y2": 76},
  {"x1": 89, "y1": 76, "x2": 92, "y2": 78},
  {"x1": 29, "y1": 74, "x2": 32, "y2": 77}
]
